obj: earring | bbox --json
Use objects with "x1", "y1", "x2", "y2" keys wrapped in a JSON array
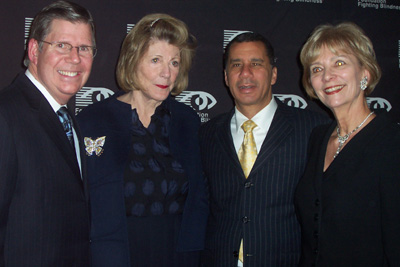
[{"x1": 360, "y1": 76, "x2": 368, "y2": 91}]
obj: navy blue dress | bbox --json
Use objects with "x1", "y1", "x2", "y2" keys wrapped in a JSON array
[
  {"x1": 77, "y1": 94, "x2": 208, "y2": 267},
  {"x1": 124, "y1": 104, "x2": 199, "y2": 266}
]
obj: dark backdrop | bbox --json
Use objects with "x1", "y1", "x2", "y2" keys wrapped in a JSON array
[{"x1": 1, "y1": 0, "x2": 399, "y2": 121}]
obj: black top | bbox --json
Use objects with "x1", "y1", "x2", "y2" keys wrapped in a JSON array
[
  {"x1": 124, "y1": 103, "x2": 188, "y2": 217},
  {"x1": 294, "y1": 110, "x2": 400, "y2": 266}
]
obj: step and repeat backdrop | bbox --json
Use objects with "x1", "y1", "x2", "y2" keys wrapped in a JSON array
[{"x1": 1, "y1": 0, "x2": 399, "y2": 121}]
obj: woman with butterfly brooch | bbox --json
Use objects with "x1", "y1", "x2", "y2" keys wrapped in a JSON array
[{"x1": 77, "y1": 13, "x2": 208, "y2": 267}]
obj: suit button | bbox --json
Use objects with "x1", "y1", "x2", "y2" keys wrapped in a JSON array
[
  {"x1": 233, "y1": 251, "x2": 239, "y2": 258},
  {"x1": 313, "y1": 249, "x2": 318, "y2": 255},
  {"x1": 315, "y1": 199, "x2": 320, "y2": 207},
  {"x1": 313, "y1": 231, "x2": 319, "y2": 238},
  {"x1": 244, "y1": 182, "x2": 253, "y2": 188},
  {"x1": 242, "y1": 216, "x2": 250, "y2": 223},
  {"x1": 314, "y1": 213, "x2": 319, "y2": 221}
]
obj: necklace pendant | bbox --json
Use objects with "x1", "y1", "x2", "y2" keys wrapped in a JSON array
[
  {"x1": 338, "y1": 134, "x2": 349, "y2": 144},
  {"x1": 333, "y1": 111, "x2": 374, "y2": 160}
]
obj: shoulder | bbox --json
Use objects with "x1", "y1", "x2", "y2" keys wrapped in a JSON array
[
  {"x1": 276, "y1": 99, "x2": 331, "y2": 127},
  {"x1": 167, "y1": 97, "x2": 198, "y2": 120},
  {"x1": 374, "y1": 110, "x2": 400, "y2": 142},
  {"x1": 0, "y1": 74, "x2": 39, "y2": 122},
  {"x1": 0, "y1": 73, "x2": 28, "y2": 108},
  {"x1": 166, "y1": 97, "x2": 201, "y2": 132},
  {"x1": 78, "y1": 94, "x2": 117, "y2": 117},
  {"x1": 200, "y1": 110, "x2": 232, "y2": 136},
  {"x1": 77, "y1": 92, "x2": 131, "y2": 134},
  {"x1": 77, "y1": 93, "x2": 127, "y2": 122}
]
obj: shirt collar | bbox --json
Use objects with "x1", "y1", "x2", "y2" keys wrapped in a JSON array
[
  {"x1": 25, "y1": 69, "x2": 63, "y2": 112},
  {"x1": 233, "y1": 97, "x2": 278, "y2": 133}
]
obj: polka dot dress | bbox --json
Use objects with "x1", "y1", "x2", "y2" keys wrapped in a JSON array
[{"x1": 123, "y1": 104, "x2": 188, "y2": 218}]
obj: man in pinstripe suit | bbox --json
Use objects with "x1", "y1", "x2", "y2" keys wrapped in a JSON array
[{"x1": 200, "y1": 32, "x2": 327, "y2": 266}]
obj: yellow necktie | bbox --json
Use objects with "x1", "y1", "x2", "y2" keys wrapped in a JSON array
[
  {"x1": 237, "y1": 120, "x2": 257, "y2": 264},
  {"x1": 238, "y1": 120, "x2": 258, "y2": 178}
]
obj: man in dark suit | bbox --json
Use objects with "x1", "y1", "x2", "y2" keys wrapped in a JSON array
[
  {"x1": 200, "y1": 32, "x2": 328, "y2": 266},
  {"x1": 0, "y1": 1, "x2": 96, "y2": 265}
]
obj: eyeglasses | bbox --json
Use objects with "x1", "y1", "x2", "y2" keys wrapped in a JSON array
[{"x1": 40, "y1": 40, "x2": 97, "y2": 58}]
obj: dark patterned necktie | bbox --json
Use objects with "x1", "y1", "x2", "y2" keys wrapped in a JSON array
[{"x1": 57, "y1": 107, "x2": 75, "y2": 147}]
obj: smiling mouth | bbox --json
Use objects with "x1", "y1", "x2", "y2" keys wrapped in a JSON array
[
  {"x1": 324, "y1": 85, "x2": 344, "y2": 94},
  {"x1": 58, "y1": 70, "x2": 79, "y2": 77},
  {"x1": 239, "y1": 85, "x2": 255, "y2": 90}
]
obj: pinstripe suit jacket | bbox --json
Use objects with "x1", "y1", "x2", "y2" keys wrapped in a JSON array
[
  {"x1": 0, "y1": 73, "x2": 90, "y2": 266},
  {"x1": 199, "y1": 98, "x2": 328, "y2": 266}
]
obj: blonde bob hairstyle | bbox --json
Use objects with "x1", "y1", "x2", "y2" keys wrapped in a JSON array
[
  {"x1": 116, "y1": 13, "x2": 197, "y2": 95},
  {"x1": 300, "y1": 22, "x2": 381, "y2": 99}
]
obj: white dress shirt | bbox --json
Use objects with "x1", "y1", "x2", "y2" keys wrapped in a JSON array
[
  {"x1": 25, "y1": 70, "x2": 82, "y2": 175},
  {"x1": 231, "y1": 97, "x2": 278, "y2": 154}
]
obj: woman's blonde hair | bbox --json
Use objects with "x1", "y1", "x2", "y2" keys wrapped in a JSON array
[
  {"x1": 300, "y1": 22, "x2": 381, "y2": 98},
  {"x1": 116, "y1": 13, "x2": 197, "y2": 95}
]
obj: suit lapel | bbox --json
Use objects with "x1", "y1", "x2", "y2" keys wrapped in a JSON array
[
  {"x1": 19, "y1": 74, "x2": 82, "y2": 183},
  {"x1": 251, "y1": 103, "x2": 293, "y2": 175},
  {"x1": 215, "y1": 110, "x2": 245, "y2": 176}
]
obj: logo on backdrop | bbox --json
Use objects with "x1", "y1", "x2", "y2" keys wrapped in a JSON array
[
  {"x1": 24, "y1": 18, "x2": 34, "y2": 48},
  {"x1": 175, "y1": 91, "x2": 217, "y2": 123},
  {"x1": 398, "y1": 40, "x2": 400, "y2": 69},
  {"x1": 223, "y1": 30, "x2": 251, "y2": 49},
  {"x1": 127, "y1": 24, "x2": 135, "y2": 33},
  {"x1": 275, "y1": 0, "x2": 322, "y2": 3},
  {"x1": 274, "y1": 94, "x2": 308, "y2": 109},
  {"x1": 75, "y1": 87, "x2": 115, "y2": 114},
  {"x1": 357, "y1": 0, "x2": 400, "y2": 10},
  {"x1": 74, "y1": 88, "x2": 218, "y2": 122},
  {"x1": 367, "y1": 97, "x2": 392, "y2": 111}
]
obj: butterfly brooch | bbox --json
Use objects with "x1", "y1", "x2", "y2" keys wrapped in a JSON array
[{"x1": 84, "y1": 136, "x2": 106, "y2": 156}]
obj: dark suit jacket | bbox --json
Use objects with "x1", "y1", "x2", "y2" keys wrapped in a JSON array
[
  {"x1": 77, "y1": 94, "x2": 208, "y2": 267},
  {"x1": 199, "y1": 98, "x2": 328, "y2": 266},
  {"x1": 294, "y1": 111, "x2": 400, "y2": 266},
  {"x1": 0, "y1": 73, "x2": 90, "y2": 266}
]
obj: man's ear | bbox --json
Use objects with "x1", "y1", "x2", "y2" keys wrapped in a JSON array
[
  {"x1": 27, "y1": 39, "x2": 40, "y2": 65},
  {"x1": 270, "y1": 66, "x2": 277, "y2": 86},
  {"x1": 224, "y1": 70, "x2": 229, "y2": 87}
]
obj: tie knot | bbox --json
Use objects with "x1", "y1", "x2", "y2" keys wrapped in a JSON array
[
  {"x1": 241, "y1": 120, "x2": 257, "y2": 133},
  {"x1": 57, "y1": 106, "x2": 69, "y2": 117}
]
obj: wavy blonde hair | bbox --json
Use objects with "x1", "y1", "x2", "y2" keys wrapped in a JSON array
[
  {"x1": 116, "y1": 13, "x2": 197, "y2": 95},
  {"x1": 300, "y1": 22, "x2": 381, "y2": 98}
]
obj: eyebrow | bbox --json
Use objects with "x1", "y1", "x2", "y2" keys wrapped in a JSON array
[
  {"x1": 150, "y1": 53, "x2": 181, "y2": 58},
  {"x1": 229, "y1": 58, "x2": 265, "y2": 63},
  {"x1": 311, "y1": 53, "x2": 350, "y2": 64}
]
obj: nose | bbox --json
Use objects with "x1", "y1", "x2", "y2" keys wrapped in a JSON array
[
  {"x1": 65, "y1": 47, "x2": 82, "y2": 64},
  {"x1": 160, "y1": 63, "x2": 171, "y2": 78},
  {"x1": 239, "y1": 63, "x2": 252, "y2": 78},
  {"x1": 322, "y1": 67, "x2": 335, "y2": 81}
]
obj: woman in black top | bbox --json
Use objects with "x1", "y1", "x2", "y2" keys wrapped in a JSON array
[{"x1": 295, "y1": 22, "x2": 400, "y2": 266}]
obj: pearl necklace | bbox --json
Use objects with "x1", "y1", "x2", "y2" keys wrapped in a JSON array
[{"x1": 334, "y1": 111, "x2": 374, "y2": 159}]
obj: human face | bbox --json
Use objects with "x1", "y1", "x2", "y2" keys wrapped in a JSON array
[
  {"x1": 309, "y1": 45, "x2": 369, "y2": 111},
  {"x1": 225, "y1": 41, "x2": 277, "y2": 118},
  {"x1": 28, "y1": 19, "x2": 94, "y2": 105},
  {"x1": 136, "y1": 40, "x2": 180, "y2": 105}
]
